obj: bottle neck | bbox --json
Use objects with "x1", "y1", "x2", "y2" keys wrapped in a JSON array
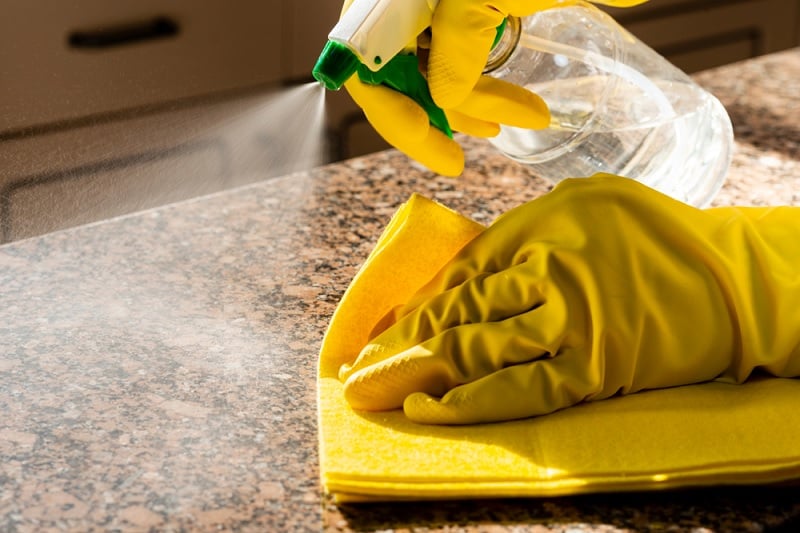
[{"x1": 484, "y1": 16, "x2": 521, "y2": 73}]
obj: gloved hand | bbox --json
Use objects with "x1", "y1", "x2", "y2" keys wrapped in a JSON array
[
  {"x1": 342, "y1": 0, "x2": 648, "y2": 176},
  {"x1": 339, "y1": 175, "x2": 800, "y2": 424}
]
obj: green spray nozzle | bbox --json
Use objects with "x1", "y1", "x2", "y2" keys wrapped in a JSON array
[
  {"x1": 312, "y1": 41, "x2": 359, "y2": 91},
  {"x1": 313, "y1": 40, "x2": 452, "y2": 139}
]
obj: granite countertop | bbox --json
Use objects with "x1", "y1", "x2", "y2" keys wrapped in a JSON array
[{"x1": 2, "y1": 49, "x2": 800, "y2": 532}]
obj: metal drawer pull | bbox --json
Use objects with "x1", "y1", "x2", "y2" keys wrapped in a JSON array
[{"x1": 68, "y1": 16, "x2": 179, "y2": 49}]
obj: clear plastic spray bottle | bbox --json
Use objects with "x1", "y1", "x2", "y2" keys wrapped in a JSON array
[
  {"x1": 485, "y1": 2, "x2": 733, "y2": 206},
  {"x1": 313, "y1": 0, "x2": 734, "y2": 207}
]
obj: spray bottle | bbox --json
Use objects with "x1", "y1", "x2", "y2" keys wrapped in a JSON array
[
  {"x1": 312, "y1": 0, "x2": 733, "y2": 207},
  {"x1": 312, "y1": 0, "x2": 451, "y2": 136}
]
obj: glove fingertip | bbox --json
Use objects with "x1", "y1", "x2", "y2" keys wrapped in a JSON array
[
  {"x1": 448, "y1": 111, "x2": 501, "y2": 138},
  {"x1": 404, "y1": 392, "x2": 444, "y2": 423},
  {"x1": 404, "y1": 391, "x2": 467, "y2": 425},
  {"x1": 430, "y1": 143, "x2": 465, "y2": 177},
  {"x1": 342, "y1": 367, "x2": 402, "y2": 411},
  {"x1": 407, "y1": 133, "x2": 465, "y2": 177},
  {"x1": 514, "y1": 93, "x2": 551, "y2": 130},
  {"x1": 337, "y1": 362, "x2": 353, "y2": 382},
  {"x1": 469, "y1": 77, "x2": 551, "y2": 130}
]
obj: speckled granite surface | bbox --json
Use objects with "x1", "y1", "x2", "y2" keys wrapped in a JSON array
[{"x1": 2, "y1": 49, "x2": 800, "y2": 532}]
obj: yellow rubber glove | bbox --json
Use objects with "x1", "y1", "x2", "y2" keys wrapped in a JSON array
[
  {"x1": 339, "y1": 175, "x2": 800, "y2": 424},
  {"x1": 341, "y1": 0, "x2": 646, "y2": 176}
]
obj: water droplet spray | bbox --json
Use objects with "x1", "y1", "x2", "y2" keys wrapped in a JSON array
[{"x1": 0, "y1": 82, "x2": 328, "y2": 243}]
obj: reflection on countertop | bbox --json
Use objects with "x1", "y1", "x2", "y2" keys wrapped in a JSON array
[{"x1": 2, "y1": 49, "x2": 800, "y2": 531}]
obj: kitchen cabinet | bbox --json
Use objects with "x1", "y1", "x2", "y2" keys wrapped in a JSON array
[
  {"x1": 603, "y1": 0, "x2": 800, "y2": 74},
  {"x1": 0, "y1": 0, "x2": 284, "y2": 134}
]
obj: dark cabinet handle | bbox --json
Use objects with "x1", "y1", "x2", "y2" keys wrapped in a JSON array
[{"x1": 68, "y1": 16, "x2": 179, "y2": 49}]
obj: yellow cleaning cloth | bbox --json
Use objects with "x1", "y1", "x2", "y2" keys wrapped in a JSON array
[{"x1": 318, "y1": 194, "x2": 800, "y2": 502}]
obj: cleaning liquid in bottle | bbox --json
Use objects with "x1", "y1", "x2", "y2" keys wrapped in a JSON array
[{"x1": 486, "y1": 2, "x2": 734, "y2": 207}]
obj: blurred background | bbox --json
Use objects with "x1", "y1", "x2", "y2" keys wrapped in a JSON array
[{"x1": 1, "y1": 0, "x2": 798, "y2": 243}]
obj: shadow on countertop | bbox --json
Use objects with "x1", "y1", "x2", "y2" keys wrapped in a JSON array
[{"x1": 327, "y1": 484, "x2": 800, "y2": 532}]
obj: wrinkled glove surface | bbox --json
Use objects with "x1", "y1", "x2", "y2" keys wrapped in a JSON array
[
  {"x1": 340, "y1": 175, "x2": 800, "y2": 424},
  {"x1": 341, "y1": 0, "x2": 647, "y2": 176}
]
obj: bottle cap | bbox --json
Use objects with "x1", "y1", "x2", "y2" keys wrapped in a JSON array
[{"x1": 492, "y1": 19, "x2": 508, "y2": 49}]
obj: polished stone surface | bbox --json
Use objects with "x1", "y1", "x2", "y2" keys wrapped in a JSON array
[{"x1": 2, "y1": 49, "x2": 800, "y2": 531}]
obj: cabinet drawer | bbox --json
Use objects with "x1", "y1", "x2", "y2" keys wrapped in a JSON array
[{"x1": 0, "y1": 0, "x2": 283, "y2": 133}]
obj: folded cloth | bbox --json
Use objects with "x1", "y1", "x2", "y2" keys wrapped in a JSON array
[{"x1": 318, "y1": 194, "x2": 800, "y2": 502}]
